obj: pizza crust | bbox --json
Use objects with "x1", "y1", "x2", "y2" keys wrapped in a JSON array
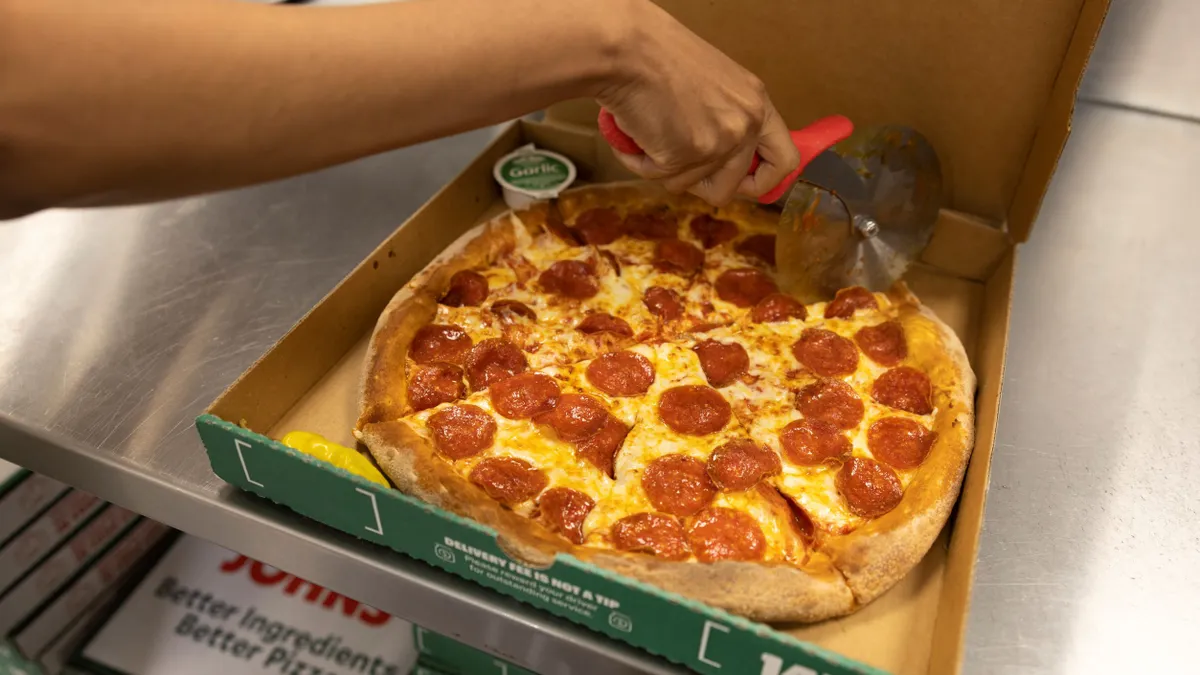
[
  {"x1": 361, "y1": 414, "x2": 859, "y2": 621},
  {"x1": 356, "y1": 215, "x2": 518, "y2": 429},
  {"x1": 820, "y1": 285, "x2": 977, "y2": 604},
  {"x1": 354, "y1": 182, "x2": 976, "y2": 623},
  {"x1": 358, "y1": 419, "x2": 566, "y2": 566},
  {"x1": 578, "y1": 550, "x2": 855, "y2": 622}
]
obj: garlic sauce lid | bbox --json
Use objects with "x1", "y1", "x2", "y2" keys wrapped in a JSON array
[{"x1": 494, "y1": 144, "x2": 577, "y2": 208}]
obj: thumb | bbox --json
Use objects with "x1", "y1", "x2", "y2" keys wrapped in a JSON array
[{"x1": 737, "y1": 109, "x2": 799, "y2": 198}]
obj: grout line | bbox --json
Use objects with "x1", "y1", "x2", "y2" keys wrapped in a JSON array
[{"x1": 1080, "y1": 95, "x2": 1200, "y2": 126}]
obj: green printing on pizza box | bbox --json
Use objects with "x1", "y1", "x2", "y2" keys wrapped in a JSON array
[
  {"x1": 196, "y1": 415, "x2": 884, "y2": 675},
  {"x1": 0, "y1": 643, "x2": 43, "y2": 675}
]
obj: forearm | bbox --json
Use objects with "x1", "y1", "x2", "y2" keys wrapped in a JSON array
[{"x1": 0, "y1": 0, "x2": 633, "y2": 216}]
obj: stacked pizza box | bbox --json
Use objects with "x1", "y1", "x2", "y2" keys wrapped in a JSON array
[
  {"x1": 0, "y1": 460, "x2": 174, "y2": 675},
  {"x1": 408, "y1": 626, "x2": 532, "y2": 675},
  {"x1": 75, "y1": 535, "x2": 419, "y2": 675}
]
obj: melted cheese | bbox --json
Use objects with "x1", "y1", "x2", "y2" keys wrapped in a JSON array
[
  {"x1": 405, "y1": 366, "x2": 613, "y2": 519},
  {"x1": 400, "y1": 201, "x2": 938, "y2": 563},
  {"x1": 683, "y1": 295, "x2": 939, "y2": 534}
]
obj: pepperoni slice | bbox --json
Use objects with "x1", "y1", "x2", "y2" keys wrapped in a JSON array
[
  {"x1": 574, "y1": 414, "x2": 627, "y2": 478},
  {"x1": 779, "y1": 419, "x2": 850, "y2": 466},
  {"x1": 836, "y1": 457, "x2": 903, "y2": 518},
  {"x1": 465, "y1": 338, "x2": 528, "y2": 390},
  {"x1": 543, "y1": 204, "x2": 584, "y2": 246},
  {"x1": 576, "y1": 313, "x2": 634, "y2": 337},
  {"x1": 685, "y1": 507, "x2": 766, "y2": 562},
  {"x1": 658, "y1": 386, "x2": 731, "y2": 436},
  {"x1": 586, "y1": 351, "x2": 655, "y2": 397},
  {"x1": 490, "y1": 300, "x2": 537, "y2": 322},
  {"x1": 855, "y1": 321, "x2": 907, "y2": 366},
  {"x1": 824, "y1": 286, "x2": 879, "y2": 319},
  {"x1": 489, "y1": 372, "x2": 560, "y2": 419},
  {"x1": 428, "y1": 404, "x2": 496, "y2": 459},
  {"x1": 408, "y1": 363, "x2": 466, "y2": 411},
  {"x1": 872, "y1": 366, "x2": 934, "y2": 415},
  {"x1": 642, "y1": 454, "x2": 717, "y2": 517},
  {"x1": 598, "y1": 249, "x2": 622, "y2": 276},
  {"x1": 689, "y1": 214, "x2": 738, "y2": 249},
  {"x1": 788, "y1": 499, "x2": 817, "y2": 542},
  {"x1": 440, "y1": 270, "x2": 489, "y2": 307},
  {"x1": 757, "y1": 485, "x2": 816, "y2": 544},
  {"x1": 469, "y1": 457, "x2": 548, "y2": 506},
  {"x1": 539, "y1": 487, "x2": 595, "y2": 544},
  {"x1": 611, "y1": 513, "x2": 690, "y2": 560},
  {"x1": 869, "y1": 417, "x2": 936, "y2": 470},
  {"x1": 791, "y1": 328, "x2": 859, "y2": 377},
  {"x1": 794, "y1": 379, "x2": 864, "y2": 430},
  {"x1": 715, "y1": 268, "x2": 779, "y2": 308},
  {"x1": 706, "y1": 439, "x2": 781, "y2": 491},
  {"x1": 538, "y1": 260, "x2": 599, "y2": 299},
  {"x1": 654, "y1": 239, "x2": 704, "y2": 276},
  {"x1": 537, "y1": 393, "x2": 608, "y2": 442},
  {"x1": 735, "y1": 234, "x2": 776, "y2": 267},
  {"x1": 643, "y1": 286, "x2": 684, "y2": 321},
  {"x1": 692, "y1": 339, "x2": 749, "y2": 388},
  {"x1": 751, "y1": 293, "x2": 807, "y2": 323},
  {"x1": 625, "y1": 211, "x2": 678, "y2": 240},
  {"x1": 411, "y1": 324, "x2": 473, "y2": 366},
  {"x1": 573, "y1": 207, "x2": 624, "y2": 245}
]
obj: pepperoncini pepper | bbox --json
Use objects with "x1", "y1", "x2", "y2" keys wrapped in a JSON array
[{"x1": 280, "y1": 431, "x2": 388, "y2": 487}]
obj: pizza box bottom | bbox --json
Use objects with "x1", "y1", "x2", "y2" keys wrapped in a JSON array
[{"x1": 197, "y1": 119, "x2": 1015, "y2": 675}]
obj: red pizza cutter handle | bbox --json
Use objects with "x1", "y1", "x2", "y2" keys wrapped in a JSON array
[{"x1": 597, "y1": 109, "x2": 854, "y2": 204}]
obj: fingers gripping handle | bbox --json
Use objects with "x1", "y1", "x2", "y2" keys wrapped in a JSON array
[
  {"x1": 597, "y1": 109, "x2": 853, "y2": 204},
  {"x1": 597, "y1": 109, "x2": 646, "y2": 155},
  {"x1": 750, "y1": 118, "x2": 855, "y2": 203}
]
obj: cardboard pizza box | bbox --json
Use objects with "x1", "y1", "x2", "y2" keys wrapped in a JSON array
[
  {"x1": 0, "y1": 471, "x2": 71, "y2": 549},
  {"x1": 0, "y1": 505, "x2": 141, "y2": 636},
  {"x1": 36, "y1": 583, "x2": 122, "y2": 675},
  {"x1": 194, "y1": 1, "x2": 1110, "y2": 673},
  {"x1": 76, "y1": 535, "x2": 418, "y2": 675},
  {"x1": 3, "y1": 584, "x2": 128, "y2": 675},
  {"x1": 407, "y1": 657, "x2": 517, "y2": 675},
  {"x1": 0, "y1": 641, "x2": 42, "y2": 675},
  {"x1": 407, "y1": 663, "x2": 453, "y2": 675},
  {"x1": 22, "y1": 522, "x2": 172, "y2": 675},
  {"x1": 0, "y1": 491, "x2": 107, "y2": 600},
  {"x1": 10, "y1": 519, "x2": 173, "y2": 660},
  {"x1": 0, "y1": 459, "x2": 25, "y2": 493},
  {"x1": 412, "y1": 626, "x2": 532, "y2": 675}
]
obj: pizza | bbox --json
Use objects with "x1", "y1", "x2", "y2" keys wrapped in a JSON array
[{"x1": 354, "y1": 182, "x2": 975, "y2": 622}]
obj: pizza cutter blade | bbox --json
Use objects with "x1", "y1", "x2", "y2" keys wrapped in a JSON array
[{"x1": 775, "y1": 125, "x2": 944, "y2": 303}]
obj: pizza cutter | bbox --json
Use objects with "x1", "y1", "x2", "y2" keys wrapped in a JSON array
[{"x1": 597, "y1": 109, "x2": 943, "y2": 303}]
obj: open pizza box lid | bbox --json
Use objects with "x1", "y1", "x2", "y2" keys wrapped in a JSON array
[
  {"x1": 546, "y1": 0, "x2": 1111, "y2": 243},
  {"x1": 195, "y1": 2, "x2": 1111, "y2": 674}
]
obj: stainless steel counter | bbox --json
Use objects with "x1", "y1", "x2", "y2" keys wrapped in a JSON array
[
  {"x1": 963, "y1": 102, "x2": 1200, "y2": 674},
  {"x1": 5, "y1": 30, "x2": 1200, "y2": 675},
  {"x1": 0, "y1": 127, "x2": 676, "y2": 675}
]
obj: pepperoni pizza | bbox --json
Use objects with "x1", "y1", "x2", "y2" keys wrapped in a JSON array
[{"x1": 355, "y1": 183, "x2": 975, "y2": 622}]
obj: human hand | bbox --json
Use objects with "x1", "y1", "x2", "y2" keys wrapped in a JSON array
[{"x1": 596, "y1": 0, "x2": 799, "y2": 206}]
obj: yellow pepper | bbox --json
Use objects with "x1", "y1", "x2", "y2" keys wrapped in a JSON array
[{"x1": 280, "y1": 431, "x2": 388, "y2": 487}]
